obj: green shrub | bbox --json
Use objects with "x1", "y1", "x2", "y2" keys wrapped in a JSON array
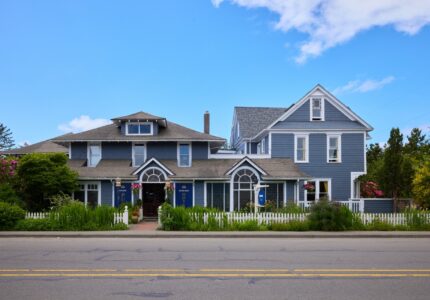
[
  {"x1": 275, "y1": 203, "x2": 305, "y2": 213},
  {"x1": 230, "y1": 220, "x2": 262, "y2": 231},
  {"x1": 0, "y1": 183, "x2": 24, "y2": 207},
  {"x1": 0, "y1": 202, "x2": 26, "y2": 229},
  {"x1": 308, "y1": 200, "x2": 354, "y2": 231},
  {"x1": 159, "y1": 203, "x2": 192, "y2": 231},
  {"x1": 50, "y1": 193, "x2": 75, "y2": 209},
  {"x1": 268, "y1": 220, "x2": 310, "y2": 231},
  {"x1": 404, "y1": 208, "x2": 430, "y2": 229},
  {"x1": 14, "y1": 218, "x2": 57, "y2": 231}
]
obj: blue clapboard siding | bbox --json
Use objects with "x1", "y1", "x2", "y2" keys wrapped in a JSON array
[
  {"x1": 286, "y1": 181, "x2": 295, "y2": 203},
  {"x1": 71, "y1": 142, "x2": 87, "y2": 160},
  {"x1": 250, "y1": 142, "x2": 258, "y2": 154},
  {"x1": 101, "y1": 180, "x2": 113, "y2": 206},
  {"x1": 147, "y1": 142, "x2": 177, "y2": 160},
  {"x1": 364, "y1": 200, "x2": 394, "y2": 213},
  {"x1": 102, "y1": 142, "x2": 132, "y2": 160},
  {"x1": 192, "y1": 142, "x2": 208, "y2": 160},
  {"x1": 325, "y1": 101, "x2": 351, "y2": 121},
  {"x1": 287, "y1": 100, "x2": 310, "y2": 121},
  {"x1": 194, "y1": 181, "x2": 205, "y2": 206},
  {"x1": 271, "y1": 133, "x2": 364, "y2": 201}
]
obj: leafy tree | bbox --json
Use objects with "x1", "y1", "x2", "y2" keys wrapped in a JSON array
[
  {"x1": 16, "y1": 153, "x2": 78, "y2": 211},
  {"x1": 412, "y1": 159, "x2": 430, "y2": 209},
  {"x1": 381, "y1": 128, "x2": 405, "y2": 211},
  {"x1": 404, "y1": 128, "x2": 429, "y2": 163},
  {"x1": 367, "y1": 143, "x2": 384, "y2": 165},
  {"x1": 0, "y1": 123, "x2": 15, "y2": 150}
]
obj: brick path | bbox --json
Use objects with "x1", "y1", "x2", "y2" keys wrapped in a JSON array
[{"x1": 129, "y1": 221, "x2": 159, "y2": 231}]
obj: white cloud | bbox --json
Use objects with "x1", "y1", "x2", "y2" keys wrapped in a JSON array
[
  {"x1": 58, "y1": 115, "x2": 111, "y2": 133},
  {"x1": 212, "y1": 0, "x2": 430, "y2": 63},
  {"x1": 332, "y1": 76, "x2": 395, "y2": 95}
]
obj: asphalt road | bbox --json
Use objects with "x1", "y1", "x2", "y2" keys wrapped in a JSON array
[{"x1": 0, "y1": 237, "x2": 429, "y2": 300}]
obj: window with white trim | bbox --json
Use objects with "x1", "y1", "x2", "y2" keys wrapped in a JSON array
[
  {"x1": 178, "y1": 143, "x2": 191, "y2": 167},
  {"x1": 74, "y1": 182, "x2": 100, "y2": 208},
  {"x1": 305, "y1": 179, "x2": 330, "y2": 202},
  {"x1": 327, "y1": 135, "x2": 341, "y2": 163},
  {"x1": 206, "y1": 183, "x2": 230, "y2": 211},
  {"x1": 133, "y1": 144, "x2": 146, "y2": 167},
  {"x1": 311, "y1": 98, "x2": 323, "y2": 121},
  {"x1": 88, "y1": 143, "x2": 101, "y2": 167},
  {"x1": 295, "y1": 135, "x2": 309, "y2": 163},
  {"x1": 233, "y1": 168, "x2": 258, "y2": 211},
  {"x1": 126, "y1": 122, "x2": 153, "y2": 135},
  {"x1": 261, "y1": 138, "x2": 266, "y2": 154}
]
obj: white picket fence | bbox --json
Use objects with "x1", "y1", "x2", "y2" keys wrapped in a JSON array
[
  {"x1": 159, "y1": 209, "x2": 430, "y2": 227},
  {"x1": 26, "y1": 205, "x2": 129, "y2": 225}
]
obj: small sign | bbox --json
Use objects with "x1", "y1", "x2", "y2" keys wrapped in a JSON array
[
  {"x1": 175, "y1": 183, "x2": 193, "y2": 208},
  {"x1": 258, "y1": 189, "x2": 266, "y2": 206}
]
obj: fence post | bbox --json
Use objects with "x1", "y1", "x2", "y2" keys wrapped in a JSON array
[
  {"x1": 123, "y1": 205, "x2": 129, "y2": 225},
  {"x1": 158, "y1": 206, "x2": 162, "y2": 227}
]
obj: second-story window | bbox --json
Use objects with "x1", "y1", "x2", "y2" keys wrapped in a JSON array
[
  {"x1": 126, "y1": 122, "x2": 153, "y2": 135},
  {"x1": 295, "y1": 135, "x2": 309, "y2": 163},
  {"x1": 327, "y1": 135, "x2": 341, "y2": 163},
  {"x1": 88, "y1": 143, "x2": 101, "y2": 167},
  {"x1": 261, "y1": 138, "x2": 266, "y2": 154},
  {"x1": 133, "y1": 144, "x2": 146, "y2": 167},
  {"x1": 178, "y1": 143, "x2": 191, "y2": 167},
  {"x1": 311, "y1": 98, "x2": 323, "y2": 121}
]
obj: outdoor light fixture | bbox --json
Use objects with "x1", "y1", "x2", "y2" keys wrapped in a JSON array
[{"x1": 115, "y1": 177, "x2": 121, "y2": 187}]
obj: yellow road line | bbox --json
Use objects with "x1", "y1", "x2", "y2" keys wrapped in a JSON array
[
  {"x1": 123, "y1": 269, "x2": 184, "y2": 272},
  {"x1": 200, "y1": 269, "x2": 290, "y2": 272},
  {"x1": 0, "y1": 269, "x2": 30, "y2": 272},
  {"x1": 294, "y1": 269, "x2": 430, "y2": 272},
  {"x1": 31, "y1": 269, "x2": 118, "y2": 272},
  {"x1": 0, "y1": 273, "x2": 429, "y2": 278}
]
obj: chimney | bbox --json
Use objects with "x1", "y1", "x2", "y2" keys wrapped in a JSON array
[{"x1": 204, "y1": 111, "x2": 210, "y2": 134}]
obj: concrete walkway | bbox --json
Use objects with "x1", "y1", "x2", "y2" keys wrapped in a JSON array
[
  {"x1": 1, "y1": 231, "x2": 430, "y2": 238},
  {"x1": 129, "y1": 221, "x2": 159, "y2": 231}
]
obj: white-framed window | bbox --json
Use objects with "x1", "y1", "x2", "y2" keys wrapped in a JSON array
[
  {"x1": 73, "y1": 182, "x2": 101, "y2": 207},
  {"x1": 236, "y1": 123, "x2": 240, "y2": 139},
  {"x1": 261, "y1": 138, "x2": 266, "y2": 154},
  {"x1": 294, "y1": 134, "x2": 309, "y2": 163},
  {"x1": 178, "y1": 143, "x2": 191, "y2": 167},
  {"x1": 126, "y1": 122, "x2": 153, "y2": 136},
  {"x1": 327, "y1": 134, "x2": 342, "y2": 163},
  {"x1": 304, "y1": 179, "x2": 331, "y2": 202},
  {"x1": 233, "y1": 168, "x2": 259, "y2": 211},
  {"x1": 88, "y1": 143, "x2": 101, "y2": 167},
  {"x1": 310, "y1": 97, "x2": 324, "y2": 121},
  {"x1": 132, "y1": 143, "x2": 146, "y2": 167}
]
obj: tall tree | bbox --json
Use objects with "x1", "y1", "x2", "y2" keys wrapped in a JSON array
[
  {"x1": 17, "y1": 153, "x2": 78, "y2": 210},
  {"x1": 0, "y1": 123, "x2": 15, "y2": 150},
  {"x1": 367, "y1": 143, "x2": 384, "y2": 166},
  {"x1": 413, "y1": 159, "x2": 430, "y2": 209},
  {"x1": 404, "y1": 128, "x2": 427, "y2": 158},
  {"x1": 381, "y1": 128, "x2": 404, "y2": 211}
]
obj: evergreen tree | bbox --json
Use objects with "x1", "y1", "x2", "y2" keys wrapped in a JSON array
[
  {"x1": 0, "y1": 123, "x2": 15, "y2": 150},
  {"x1": 381, "y1": 128, "x2": 404, "y2": 211},
  {"x1": 404, "y1": 128, "x2": 427, "y2": 159},
  {"x1": 367, "y1": 143, "x2": 384, "y2": 165}
]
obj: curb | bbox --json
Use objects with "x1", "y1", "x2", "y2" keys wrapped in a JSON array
[{"x1": 1, "y1": 231, "x2": 430, "y2": 238}]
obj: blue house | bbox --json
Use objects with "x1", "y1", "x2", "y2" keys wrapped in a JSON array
[{"x1": 52, "y1": 84, "x2": 374, "y2": 215}]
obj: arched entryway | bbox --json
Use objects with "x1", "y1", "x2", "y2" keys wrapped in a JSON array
[
  {"x1": 139, "y1": 167, "x2": 167, "y2": 217},
  {"x1": 231, "y1": 167, "x2": 259, "y2": 211}
]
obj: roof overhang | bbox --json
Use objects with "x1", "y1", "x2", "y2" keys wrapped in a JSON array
[
  {"x1": 132, "y1": 157, "x2": 175, "y2": 176},
  {"x1": 225, "y1": 157, "x2": 268, "y2": 176}
]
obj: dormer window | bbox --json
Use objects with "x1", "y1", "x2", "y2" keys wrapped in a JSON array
[
  {"x1": 311, "y1": 98, "x2": 324, "y2": 121},
  {"x1": 126, "y1": 122, "x2": 153, "y2": 135}
]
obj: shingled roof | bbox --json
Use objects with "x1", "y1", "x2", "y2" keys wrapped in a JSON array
[
  {"x1": 111, "y1": 111, "x2": 168, "y2": 127},
  {"x1": 53, "y1": 120, "x2": 225, "y2": 143},
  {"x1": 0, "y1": 134, "x2": 70, "y2": 156},
  {"x1": 235, "y1": 106, "x2": 291, "y2": 139},
  {"x1": 68, "y1": 157, "x2": 308, "y2": 180}
]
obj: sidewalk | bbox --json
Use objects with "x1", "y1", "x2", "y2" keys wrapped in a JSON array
[{"x1": 1, "y1": 231, "x2": 430, "y2": 238}]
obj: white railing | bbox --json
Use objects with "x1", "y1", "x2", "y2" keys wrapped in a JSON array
[
  {"x1": 25, "y1": 212, "x2": 50, "y2": 219},
  {"x1": 26, "y1": 205, "x2": 129, "y2": 225},
  {"x1": 358, "y1": 213, "x2": 430, "y2": 225},
  {"x1": 158, "y1": 208, "x2": 430, "y2": 227},
  {"x1": 337, "y1": 199, "x2": 364, "y2": 213}
]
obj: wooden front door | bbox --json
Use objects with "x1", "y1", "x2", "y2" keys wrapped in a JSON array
[{"x1": 141, "y1": 184, "x2": 165, "y2": 216}]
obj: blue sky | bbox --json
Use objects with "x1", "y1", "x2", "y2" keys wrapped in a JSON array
[{"x1": 1, "y1": 0, "x2": 429, "y2": 147}]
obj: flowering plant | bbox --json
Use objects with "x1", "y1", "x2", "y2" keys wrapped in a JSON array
[
  {"x1": 132, "y1": 183, "x2": 141, "y2": 195},
  {"x1": 361, "y1": 181, "x2": 384, "y2": 198},
  {"x1": 164, "y1": 181, "x2": 174, "y2": 192},
  {"x1": 0, "y1": 158, "x2": 18, "y2": 183},
  {"x1": 303, "y1": 182, "x2": 315, "y2": 192}
]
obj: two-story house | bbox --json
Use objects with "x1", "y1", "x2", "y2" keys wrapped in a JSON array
[{"x1": 50, "y1": 84, "x2": 372, "y2": 215}]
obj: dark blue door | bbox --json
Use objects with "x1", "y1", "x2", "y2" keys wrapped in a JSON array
[
  {"x1": 115, "y1": 183, "x2": 131, "y2": 208},
  {"x1": 175, "y1": 183, "x2": 193, "y2": 208}
]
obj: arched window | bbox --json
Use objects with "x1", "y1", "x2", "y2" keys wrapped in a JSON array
[
  {"x1": 233, "y1": 168, "x2": 259, "y2": 211},
  {"x1": 141, "y1": 167, "x2": 166, "y2": 183}
]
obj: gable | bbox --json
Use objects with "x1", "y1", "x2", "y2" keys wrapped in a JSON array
[{"x1": 268, "y1": 84, "x2": 373, "y2": 131}]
